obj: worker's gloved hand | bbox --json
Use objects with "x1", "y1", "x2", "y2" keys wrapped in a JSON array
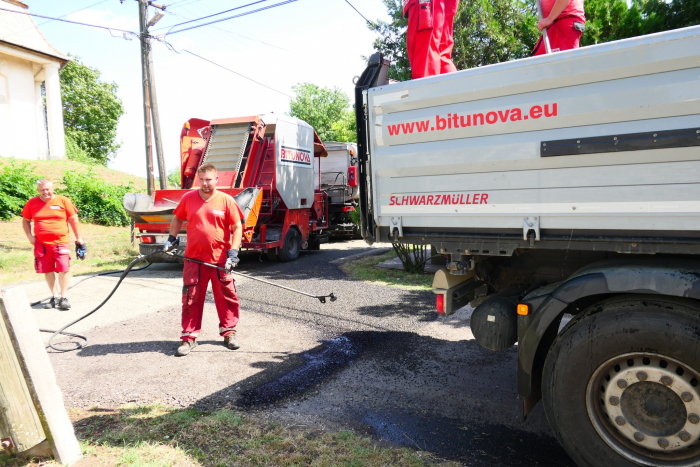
[
  {"x1": 163, "y1": 235, "x2": 180, "y2": 252},
  {"x1": 75, "y1": 241, "x2": 87, "y2": 260},
  {"x1": 225, "y1": 249, "x2": 239, "y2": 272}
]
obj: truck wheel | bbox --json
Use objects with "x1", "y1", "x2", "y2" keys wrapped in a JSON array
[
  {"x1": 266, "y1": 249, "x2": 278, "y2": 261},
  {"x1": 307, "y1": 238, "x2": 321, "y2": 251},
  {"x1": 542, "y1": 296, "x2": 700, "y2": 467},
  {"x1": 277, "y1": 228, "x2": 300, "y2": 262}
]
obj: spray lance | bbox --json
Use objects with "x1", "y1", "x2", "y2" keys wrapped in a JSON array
[{"x1": 40, "y1": 248, "x2": 336, "y2": 353}]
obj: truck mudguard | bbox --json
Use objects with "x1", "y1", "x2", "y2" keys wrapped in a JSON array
[{"x1": 517, "y1": 258, "x2": 700, "y2": 414}]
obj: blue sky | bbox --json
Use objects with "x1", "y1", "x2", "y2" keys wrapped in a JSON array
[{"x1": 25, "y1": 0, "x2": 391, "y2": 178}]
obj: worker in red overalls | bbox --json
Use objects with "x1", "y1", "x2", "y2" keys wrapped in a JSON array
[
  {"x1": 532, "y1": 0, "x2": 586, "y2": 55},
  {"x1": 164, "y1": 163, "x2": 243, "y2": 357},
  {"x1": 404, "y1": 0, "x2": 460, "y2": 79}
]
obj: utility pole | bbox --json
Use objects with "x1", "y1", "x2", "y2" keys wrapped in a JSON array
[{"x1": 137, "y1": 0, "x2": 167, "y2": 193}]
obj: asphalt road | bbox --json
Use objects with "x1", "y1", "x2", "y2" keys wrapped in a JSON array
[{"x1": 19, "y1": 240, "x2": 575, "y2": 466}]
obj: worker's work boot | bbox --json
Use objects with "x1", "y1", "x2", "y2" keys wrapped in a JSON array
[
  {"x1": 44, "y1": 297, "x2": 57, "y2": 309},
  {"x1": 176, "y1": 340, "x2": 197, "y2": 357},
  {"x1": 224, "y1": 333, "x2": 240, "y2": 350},
  {"x1": 57, "y1": 297, "x2": 71, "y2": 310}
]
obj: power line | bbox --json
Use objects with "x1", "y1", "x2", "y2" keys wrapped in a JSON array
[
  {"x1": 0, "y1": 6, "x2": 136, "y2": 34},
  {"x1": 160, "y1": 6, "x2": 289, "y2": 51},
  {"x1": 164, "y1": 0, "x2": 300, "y2": 36},
  {"x1": 0, "y1": 0, "x2": 112, "y2": 40},
  {"x1": 160, "y1": 0, "x2": 269, "y2": 31},
  {"x1": 180, "y1": 48, "x2": 292, "y2": 98},
  {"x1": 342, "y1": 0, "x2": 377, "y2": 27}
]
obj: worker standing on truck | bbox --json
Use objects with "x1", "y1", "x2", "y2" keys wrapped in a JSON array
[
  {"x1": 21, "y1": 179, "x2": 87, "y2": 310},
  {"x1": 404, "y1": 0, "x2": 460, "y2": 79},
  {"x1": 532, "y1": 0, "x2": 586, "y2": 55},
  {"x1": 163, "y1": 163, "x2": 243, "y2": 357}
]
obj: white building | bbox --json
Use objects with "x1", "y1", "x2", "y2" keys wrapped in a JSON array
[{"x1": 0, "y1": 0, "x2": 69, "y2": 160}]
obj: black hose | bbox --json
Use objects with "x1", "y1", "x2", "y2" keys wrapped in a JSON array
[
  {"x1": 40, "y1": 253, "x2": 160, "y2": 352},
  {"x1": 30, "y1": 262, "x2": 152, "y2": 307}
]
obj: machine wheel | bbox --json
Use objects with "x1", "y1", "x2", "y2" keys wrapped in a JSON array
[
  {"x1": 542, "y1": 295, "x2": 700, "y2": 467},
  {"x1": 307, "y1": 237, "x2": 321, "y2": 251},
  {"x1": 277, "y1": 228, "x2": 301, "y2": 262},
  {"x1": 266, "y1": 249, "x2": 278, "y2": 261}
]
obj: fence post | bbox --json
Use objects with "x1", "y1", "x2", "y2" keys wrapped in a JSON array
[{"x1": 0, "y1": 287, "x2": 82, "y2": 465}]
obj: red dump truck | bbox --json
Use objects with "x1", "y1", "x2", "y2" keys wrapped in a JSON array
[{"x1": 123, "y1": 114, "x2": 331, "y2": 262}]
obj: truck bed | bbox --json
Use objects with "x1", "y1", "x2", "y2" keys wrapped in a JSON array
[{"x1": 360, "y1": 26, "x2": 700, "y2": 255}]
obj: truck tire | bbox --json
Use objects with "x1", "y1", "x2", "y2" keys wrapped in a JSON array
[
  {"x1": 277, "y1": 228, "x2": 300, "y2": 262},
  {"x1": 266, "y1": 249, "x2": 278, "y2": 261},
  {"x1": 542, "y1": 295, "x2": 700, "y2": 467}
]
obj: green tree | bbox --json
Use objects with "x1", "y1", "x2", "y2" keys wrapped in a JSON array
[
  {"x1": 289, "y1": 83, "x2": 356, "y2": 143},
  {"x1": 60, "y1": 57, "x2": 125, "y2": 165}
]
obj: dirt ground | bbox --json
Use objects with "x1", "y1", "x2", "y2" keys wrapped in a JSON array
[{"x1": 14, "y1": 240, "x2": 575, "y2": 466}]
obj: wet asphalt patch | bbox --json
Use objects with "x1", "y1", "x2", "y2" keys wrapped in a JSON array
[
  {"x1": 360, "y1": 410, "x2": 574, "y2": 466},
  {"x1": 237, "y1": 335, "x2": 361, "y2": 407}
]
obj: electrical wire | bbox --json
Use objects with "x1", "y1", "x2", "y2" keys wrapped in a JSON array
[
  {"x1": 161, "y1": 7, "x2": 289, "y2": 52},
  {"x1": 341, "y1": 0, "x2": 377, "y2": 27},
  {"x1": 159, "y1": 0, "x2": 269, "y2": 31},
  {"x1": 164, "y1": 0, "x2": 299, "y2": 36},
  {"x1": 0, "y1": 0, "x2": 112, "y2": 40},
  {"x1": 179, "y1": 48, "x2": 293, "y2": 98},
  {"x1": 0, "y1": 6, "x2": 136, "y2": 34}
]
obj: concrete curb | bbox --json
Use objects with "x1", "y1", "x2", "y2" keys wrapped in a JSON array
[{"x1": 329, "y1": 247, "x2": 392, "y2": 265}]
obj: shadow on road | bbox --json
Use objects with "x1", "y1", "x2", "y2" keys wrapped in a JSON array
[{"x1": 188, "y1": 330, "x2": 574, "y2": 466}]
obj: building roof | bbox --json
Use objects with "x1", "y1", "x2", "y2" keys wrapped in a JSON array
[{"x1": 0, "y1": 0, "x2": 70, "y2": 64}]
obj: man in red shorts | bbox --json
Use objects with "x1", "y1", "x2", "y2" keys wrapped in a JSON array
[
  {"x1": 164, "y1": 163, "x2": 243, "y2": 357},
  {"x1": 404, "y1": 0, "x2": 460, "y2": 79},
  {"x1": 22, "y1": 179, "x2": 86, "y2": 310},
  {"x1": 533, "y1": 0, "x2": 586, "y2": 56}
]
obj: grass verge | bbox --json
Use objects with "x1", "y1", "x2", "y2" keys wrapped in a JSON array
[
  {"x1": 0, "y1": 157, "x2": 147, "y2": 191},
  {"x1": 0, "y1": 218, "x2": 140, "y2": 286},
  {"x1": 0, "y1": 405, "x2": 458, "y2": 467},
  {"x1": 340, "y1": 250, "x2": 434, "y2": 291}
]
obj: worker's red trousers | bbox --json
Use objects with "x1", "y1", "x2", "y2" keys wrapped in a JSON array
[
  {"x1": 532, "y1": 16, "x2": 584, "y2": 56},
  {"x1": 180, "y1": 260, "x2": 239, "y2": 341},
  {"x1": 405, "y1": 0, "x2": 459, "y2": 79}
]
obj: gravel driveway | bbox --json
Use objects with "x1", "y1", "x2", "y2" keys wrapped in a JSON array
[{"x1": 23, "y1": 240, "x2": 574, "y2": 466}]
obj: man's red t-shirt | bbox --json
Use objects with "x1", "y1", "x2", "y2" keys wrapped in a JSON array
[
  {"x1": 173, "y1": 190, "x2": 242, "y2": 263},
  {"x1": 21, "y1": 195, "x2": 78, "y2": 245}
]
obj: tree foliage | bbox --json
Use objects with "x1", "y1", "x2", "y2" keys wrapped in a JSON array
[
  {"x1": 289, "y1": 83, "x2": 356, "y2": 143},
  {"x1": 60, "y1": 57, "x2": 125, "y2": 165},
  {"x1": 0, "y1": 160, "x2": 37, "y2": 220},
  {"x1": 370, "y1": 0, "x2": 700, "y2": 77}
]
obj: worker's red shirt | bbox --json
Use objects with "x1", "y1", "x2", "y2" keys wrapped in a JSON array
[
  {"x1": 173, "y1": 190, "x2": 241, "y2": 263},
  {"x1": 21, "y1": 195, "x2": 78, "y2": 245},
  {"x1": 541, "y1": 0, "x2": 585, "y2": 21}
]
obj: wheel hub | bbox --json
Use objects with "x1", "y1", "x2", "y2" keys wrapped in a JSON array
[
  {"x1": 588, "y1": 353, "x2": 700, "y2": 463},
  {"x1": 620, "y1": 381, "x2": 687, "y2": 438}
]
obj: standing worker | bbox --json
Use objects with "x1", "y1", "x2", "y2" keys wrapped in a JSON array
[
  {"x1": 21, "y1": 179, "x2": 87, "y2": 310},
  {"x1": 532, "y1": 0, "x2": 586, "y2": 55},
  {"x1": 404, "y1": 0, "x2": 460, "y2": 79},
  {"x1": 163, "y1": 163, "x2": 243, "y2": 357}
]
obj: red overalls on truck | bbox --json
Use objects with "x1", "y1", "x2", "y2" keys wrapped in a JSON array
[
  {"x1": 533, "y1": 0, "x2": 586, "y2": 56},
  {"x1": 404, "y1": 0, "x2": 460, "y2": 79},
  {"x1": 172, "y1": 190, "x2": 243, "y2": 342}
]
